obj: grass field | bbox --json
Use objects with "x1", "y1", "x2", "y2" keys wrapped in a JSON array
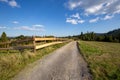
[
  {"x1": 0, "y1": 42, "x2": 67, "y2": 80},
  {"x1": 78, "y1": 41, "x2": 120, "y2": 80}
]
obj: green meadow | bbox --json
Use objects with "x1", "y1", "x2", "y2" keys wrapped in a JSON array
[{"x1": 79, "y1": 41, "x2": 120, "y2": 80}]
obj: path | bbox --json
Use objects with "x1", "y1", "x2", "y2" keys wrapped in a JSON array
[{"x1": 13, "y1": 41, "x2": 92, "y2": 80}]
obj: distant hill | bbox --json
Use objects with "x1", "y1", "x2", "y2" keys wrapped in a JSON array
[
  {"x1": 95, "y1": 28, "x2": 120, "y2": 36},
  {"x1": 107, "y1": 28, "x2": 120, "y2": 38},
  {"x1": 67, "y1": 28, "x2": 120, "y2": 43}
]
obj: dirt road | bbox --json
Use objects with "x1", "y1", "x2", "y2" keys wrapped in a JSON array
[{"x1": 13, "y1": 41, "x2": 92, "y2": 80}]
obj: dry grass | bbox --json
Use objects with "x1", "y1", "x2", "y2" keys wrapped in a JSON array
[
  {"x1": 79, "y1": 41, "x2": 120, "y2": 80},
  {"x1": 0, "y1": 43, "x2": 67, "y2": 80}
]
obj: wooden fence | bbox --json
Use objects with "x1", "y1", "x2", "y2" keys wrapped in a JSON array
[{"x1": 0, "y1": 37, "x2": 68, "y2": 53}]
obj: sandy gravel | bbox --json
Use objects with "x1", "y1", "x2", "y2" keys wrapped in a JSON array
[{"x1": 13, "y1": 41, "x2": 92, "y2": 80}]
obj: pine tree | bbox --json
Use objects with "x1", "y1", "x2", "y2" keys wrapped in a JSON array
[
  {"x1": 0, "y1": 32, "x2": 8, "y2": 48},
  {"x1": 0, "y1": 32, "x2": 8, "y2": 42},
  {"x1": 80, "y1": 32, "x2": 83, "y2": 40}
]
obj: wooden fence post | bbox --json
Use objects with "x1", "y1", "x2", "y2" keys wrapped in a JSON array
[{"x1": 33, "y1": 36, "x2": 36, "y2": 53}]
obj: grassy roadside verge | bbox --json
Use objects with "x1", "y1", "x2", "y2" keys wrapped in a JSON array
[
  {"x1": 78, "y1": 41, "x2": 120, "y2": 80},
  {"x1": 0, "y1": 42, "x2": 67, "y2": 80}
]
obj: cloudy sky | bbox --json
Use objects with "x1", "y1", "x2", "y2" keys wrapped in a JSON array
[{"x1": 0, "y1": 0, "x2": 120, "y2": 36}]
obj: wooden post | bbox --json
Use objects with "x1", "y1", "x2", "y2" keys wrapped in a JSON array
[
  {"x1": 33, "y1": 36, "x2": 36, "y2": 53},
  {"x1": 7, "y1": 42, "x2": 10, "y2": 53},
  {"x1": 56, "y1": 37, "x2": 58, "y2": 42},
  {"x1": 44, "y1": 36, "x2": 46, "y2": 43}
]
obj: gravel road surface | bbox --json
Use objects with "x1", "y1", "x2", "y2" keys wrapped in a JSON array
[{"x1": 13, "y1": 41, "x2": 92, "y2": 80}]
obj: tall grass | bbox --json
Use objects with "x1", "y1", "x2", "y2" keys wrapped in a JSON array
[
  {"x1": 79, "y1": 41, "x2": 120, "y2": 80},
  {"x1": 0, "y1": 43, "x2": 67, "y2": 80}
]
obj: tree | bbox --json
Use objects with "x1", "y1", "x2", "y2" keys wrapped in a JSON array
[
  {"x1": 0, "y1": 32, "x2": 8, "y2": 42},
  {"x1": 0, "y1": 32, "x2": 8, "y2": 48},
  {"x1": 108, "y1": 36, "x2": 113, "y2": 42},
  {"x1": 113, "y1": 38, "x2": 119, "y2": 43},
  {"x1": 91, "y1": 32, "x2": 96, "y2": 41},
  {"x1": 80, "y1": 32, "x2": 83, "y2": 40},
  {"x1": 96, "y1": 35, "x2": 105, "y2": 41},
  {"x1": 16, "y1": 35, "x2": 25, "y2": 40}
]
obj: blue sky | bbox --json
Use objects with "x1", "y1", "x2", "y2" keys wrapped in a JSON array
[{"x1": 0, "y1": 0, "x2": 120, "y2": 37}]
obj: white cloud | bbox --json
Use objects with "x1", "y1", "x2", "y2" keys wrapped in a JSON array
[
  {"x1": 85, "y1": 4, "x2": 103, "y2": 15},
  {"x1": 89, "y1": 17, "x2": 99, "y2": 23},
  {"x1": 71, "y1": 13, "x2": 80, "y2": 19},
  {"x1": 66, "y1": 18, "x2": 78, "y2": 24},
  {"x1": 14, "y1": 25, "x2": 45, "y2": 31},
  {"x1": 0, "y1": 26, "x2": 7, "y2": 29},
  {"x1": 32, "y1": 24, "x2": 44, "y2": 27},
  {"x1": 0, "y1": 0, "x2": 20, "y2": 8},
  {"x1": 65, "y1": 0, "x2": 120, "y2": 20},
  {"x1": 8, "y1": 0, "x2": 20, "y2": 8},
  {"x1": 12, "y1": 21, "x2": 19, "y2": 24},
  {"x1": 78, "y1": 20, "x2": 85, "y2": 23},
  {"x1": 103, "y1": 15, "x2": 114, "y2": 20},
  {"x1": 0, "y1": 0, "x2": 8, "y2": 2},
  {"x1": 66, "y1": 13, "x2": 85, "y2": 24},
  {"x1": 114, "y1": 5, "x2": 120, "y2": 14},
  {"x1": 65, "y1": 0, "x2": 82, "y2": 10}
]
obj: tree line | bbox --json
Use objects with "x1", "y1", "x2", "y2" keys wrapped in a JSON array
[
  {"x1": 1, "y1": 28, "x2": 120, "y2": 45},
  {"x1": 79, "y1": 32, "x2": 120, "y2": 43},
  {"x1": 67, "y1": 31, "x2": 119, "y2": 43},
  {"x1": 0, "y1": 32, "x2": 57, "y2": 48},
  {"x1": 66, "y1": 28, "x2": 120, "y2": 43}
]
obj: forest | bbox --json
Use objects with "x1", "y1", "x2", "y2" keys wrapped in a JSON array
[{"x1": 69, "y1": 28, "x2": 120, "y2": 43}]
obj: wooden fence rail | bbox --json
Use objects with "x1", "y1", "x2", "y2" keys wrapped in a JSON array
[{"x1": 0, "y1": 37, "x2": 68, "y2": 53}]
